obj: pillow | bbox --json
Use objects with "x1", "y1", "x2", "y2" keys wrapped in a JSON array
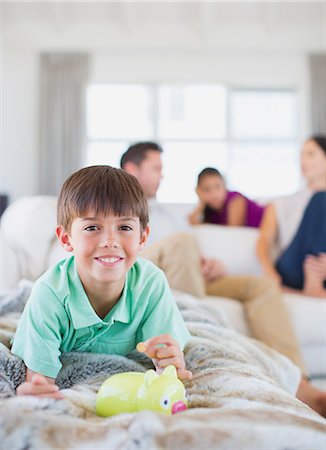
[
  {"x1": 1, "y1": 196, "x2": 58, "y2": 284},
  {"x1": 191, "y1": 224, "x2": 262, "y2": 276}
]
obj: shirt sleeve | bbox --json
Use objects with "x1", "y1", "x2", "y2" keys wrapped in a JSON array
[
  {"x1": 11, "y1": 280, "x2": 68, "y2": 378},
  {"x1": 137, "y1": 271, "x2": 191, "y2": 350}
]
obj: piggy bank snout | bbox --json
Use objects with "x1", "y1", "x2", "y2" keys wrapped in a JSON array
[{"x1": 171, "y1": 400, "x2": 187, "y2": 414}]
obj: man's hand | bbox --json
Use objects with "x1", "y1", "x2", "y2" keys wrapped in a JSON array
[
  {"x1": 200, "y1": 257, "x2": 228, "y2": 282},
  {"x1": 16, "y1": 373, "x2": 63, "y2": 399},
  {"x1": 137, "y1": 334, "x2": 192, "y2": 381}
]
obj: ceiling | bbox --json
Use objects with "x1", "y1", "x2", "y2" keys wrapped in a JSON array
[{"x1": 2, "y1": 1, "x2": 326, "y2": 52}]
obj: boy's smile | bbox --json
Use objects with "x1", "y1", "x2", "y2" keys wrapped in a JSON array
[
  {"x1": 57, "y1": 212, "x2": 149, "y2": 301},
  {"x1": 95, "y1": 256, "x2": 123, "y2": 266}
]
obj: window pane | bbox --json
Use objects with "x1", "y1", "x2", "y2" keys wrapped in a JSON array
[
  {"x1": 85, "y1": 84, "x2": 299, "y2": 203},
  {"x1": 85, "y1": 141, "x2": 128, "y2": 168},
  {"x1": 87, "y1": 85, "x2": 152, "y2": 139},
  {"x1": 157, "y1": 142, "x2": 228, "y2": 203},
  {"x1": 230, "y1": 90, "x2": 297, "y2": 139},
  {"x1": 158, "y1": 85, "x2": 227, "y2": 139},
  {"x1": 228, "y1": 143, "x2": 300, "y2": 199}
]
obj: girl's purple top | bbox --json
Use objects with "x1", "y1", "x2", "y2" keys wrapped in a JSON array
[{"x1": 203, "y1": 191, "x2": 265, "y2": 228}]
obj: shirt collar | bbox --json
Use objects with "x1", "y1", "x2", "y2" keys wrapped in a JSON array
[{"x1": 67, "y1": 257, "x2": 132, "y2": 329}]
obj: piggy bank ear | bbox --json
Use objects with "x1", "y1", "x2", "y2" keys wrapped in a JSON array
[
  {"x1": 162, "y1": 365, "x2": 178, "y2": 379},
  {"x1": 144, "y1": 369, "x2": 159, "y2": 387}
]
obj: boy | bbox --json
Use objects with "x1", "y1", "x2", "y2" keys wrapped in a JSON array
[{"x1": 12, "y1": 165, "x2": 192, "y2": 398}]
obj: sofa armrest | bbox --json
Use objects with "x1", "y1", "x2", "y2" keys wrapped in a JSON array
[
  {"x1": 0, "y1": 196, "x2": 58, "y2": 290},
  {"x1": 0, "y1": 240, "x2": 23, "y2": 291}
]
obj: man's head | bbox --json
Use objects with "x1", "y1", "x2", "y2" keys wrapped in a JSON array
[
  {"x1": 120, "y1": 142, "x2": 163, "y2": 199},
  {"x1": 57, "y1": 165, "x2": 149, "y2": 233}
]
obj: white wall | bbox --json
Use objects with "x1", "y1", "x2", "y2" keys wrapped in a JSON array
[
  {"x1": 93, "y1": 48, "x2": 310, "y2": 138},
  {"x1": 2, "y1": 48, "x2": 311, "y2": 202},
  {"x1": 2, "y1": 49, "x2": 39, "y2": 201},
  {"x1": 1, "y1": 2, "x2": 323, "y2": 202}
]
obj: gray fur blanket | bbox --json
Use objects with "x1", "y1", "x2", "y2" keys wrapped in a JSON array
[{"x1": 0, "y1": 280, "x2": 325, "y2": 449}]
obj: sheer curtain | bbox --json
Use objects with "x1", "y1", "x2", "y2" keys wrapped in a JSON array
[
  {"x1": 39, "y1": 53, "x2": 90, "y2": 195},
  {"x1": 309, "y1": 53, "x2": 326, "y2": 135}
]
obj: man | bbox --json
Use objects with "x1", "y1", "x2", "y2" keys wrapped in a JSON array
[
  {"x1": 120, "y1": 142, "x2": 189, "y2": 245},
  {"x1": 120, "y1": 141, "x2": 326, "y2": 417}
]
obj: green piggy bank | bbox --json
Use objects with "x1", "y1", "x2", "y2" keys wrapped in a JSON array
[{"x1": 96, "y1": 365, "x2": 187, "y2": 416}]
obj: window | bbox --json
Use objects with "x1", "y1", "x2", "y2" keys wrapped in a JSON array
[
  {"x1": 86, "y1": 84, "x2": 299, "y2": 202},
  {"x1": 228, "y1": 89, "x2": 299, "y2": 198},
  {"x1": 158, "y1": 85, "x2": 226, "y2": 139}
]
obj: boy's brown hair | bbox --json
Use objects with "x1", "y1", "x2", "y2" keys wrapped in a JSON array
[{"x1": 57, "y1": 165, "x2": 149, "y2": 232}]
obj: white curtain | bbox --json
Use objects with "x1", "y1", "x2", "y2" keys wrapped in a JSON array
[
  {"x1": 309, "y1": 53, "x2": 326, "y2": 135},
  {"x1": 39, "y1": 53, "x2": 90, "y2": 195}
]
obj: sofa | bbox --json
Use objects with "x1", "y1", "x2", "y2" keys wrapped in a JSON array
[{"x1": 1, "y1": 196, "x2": 325, "y2": 380}]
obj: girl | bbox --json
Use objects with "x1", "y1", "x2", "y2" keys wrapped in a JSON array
[{"x1": 188, "y1": 167, "x2": 265, "y2": 228}]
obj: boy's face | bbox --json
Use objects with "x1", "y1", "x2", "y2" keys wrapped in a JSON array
[
  {"x1": 196, "y1": 175, "x2": 227, "y2": 210},
  {"x1": 56, "y1": 212, "x2": 149, "y2": 292}
]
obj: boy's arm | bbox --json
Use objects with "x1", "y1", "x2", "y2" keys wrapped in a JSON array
[
  {"x1": 138, "y1": 272, "x2": 191, "y2": 354},
  {"x1": 16, "y1": 368, "x2": 63, "y2": 399},
  {"x1": 12, "y1": 280, "x2": 68, "y2": 379},
  {"x1": 137, "y1": 270, "x2": 192, "y2": 379}
]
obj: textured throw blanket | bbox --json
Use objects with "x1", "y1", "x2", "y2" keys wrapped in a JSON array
[{"x1": 0, "y1": 280, "x2": 325, "y2": 449}]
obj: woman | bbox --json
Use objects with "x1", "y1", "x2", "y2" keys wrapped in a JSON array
[
  {"x1": 256, "y1": 135, "x2": 326, "y2": 297},
  {"x1": 188, "y1": 167, "x2": 265, "y2": 228}
]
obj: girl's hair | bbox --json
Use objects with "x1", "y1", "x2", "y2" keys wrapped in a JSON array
[
  {"x1": 310, "y1": 135, "x2": 326, "y2": 155},
  {"x1": 57, "y1": 165, "x2": 149, "y2": 232},
  {"x1": 197, "y1": 167, "x2": 223, "y2": 185}
]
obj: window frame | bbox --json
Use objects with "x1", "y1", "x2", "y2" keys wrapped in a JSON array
[{"x1": 86, "y1": 83, "x2": 299, "y2": 202}]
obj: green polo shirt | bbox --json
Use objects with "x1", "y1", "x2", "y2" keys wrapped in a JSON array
[{"x1": 11, "y1": 256, "x2": 190, "y2": 378}]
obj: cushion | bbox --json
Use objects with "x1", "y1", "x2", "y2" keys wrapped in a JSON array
[{"x1": 191, "y1": 224, "x2": 263, "y2": 276}]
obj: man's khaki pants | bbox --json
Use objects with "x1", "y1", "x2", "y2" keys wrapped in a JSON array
[{"x1": 141, "y1": 232, "x2": 306, "y2": 373}]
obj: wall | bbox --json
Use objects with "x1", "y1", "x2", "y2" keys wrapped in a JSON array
[
  {"x1": 2, "y1": 48, "x2": 311, "y2": 202},
  {"x1": 1, "y1": 2, "x2": 323, "y2": 202},
  {"x1": 2, "y1": 49, "x2": 39, "y2": 201},
  {"x1": 93, "y1": 48, "x2": 310, "y2": 139}
]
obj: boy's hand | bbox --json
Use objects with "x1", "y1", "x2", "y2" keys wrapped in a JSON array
[
  {"x1": 137, "y1": 335, "x2": 192, "y2": 381},
  {"x1": 16, "y1": 373, "x2": 63, "y2": 399}
]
